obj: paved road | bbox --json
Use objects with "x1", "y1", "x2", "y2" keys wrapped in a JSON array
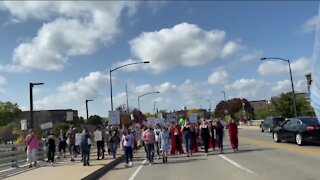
[{"x1": 100, "y1": 129, "x2": 320, "y2": 180}]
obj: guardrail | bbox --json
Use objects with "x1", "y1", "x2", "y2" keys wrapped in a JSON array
[{"x1": 0, "y1": 141, "x2": 46, "y2": 170}]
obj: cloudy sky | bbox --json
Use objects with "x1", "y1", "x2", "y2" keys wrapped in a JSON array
[{"x1": 0, "y1": 1, "x2": 318, "y2": 117}]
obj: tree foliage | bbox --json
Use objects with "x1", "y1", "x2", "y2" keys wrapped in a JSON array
[
  {"x1": 214, "y1": 98, "x2": 254, "y2": 119},
  {"x1": 0, "y1": 101, "x2": 22, "y2": 126},
  {"x1": 272, "y1": 92, "x2": 314, "y2": 118},
  {"x1": 87, "y1": 115, "x2": 103, "y2": 126}
]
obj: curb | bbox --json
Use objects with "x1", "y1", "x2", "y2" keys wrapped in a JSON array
[
  {"x1": 81, "y1": 154, "x2": 125, "y2": 180},
  {"x1": 82, "y1": 145, "x2": 142, "y2": 180}
]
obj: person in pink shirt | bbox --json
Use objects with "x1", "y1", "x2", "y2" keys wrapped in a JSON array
[
  {"x1": 25, "y1": 129, "x2": 39, "y2": 168},
  {"x1": 143, "y1": 125, "x2": 155, "y2": 165}
]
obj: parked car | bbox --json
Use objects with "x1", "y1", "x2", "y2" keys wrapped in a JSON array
[
  {"x1": 272, "y1": 117, "x2": 320, "y2": 146},
  {"x1": 260, "y1": 116, "x2": 285, "y2": 132}
]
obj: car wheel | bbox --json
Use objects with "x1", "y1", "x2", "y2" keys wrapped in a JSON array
[
  {"x1": 296, "y1": 133, "x2": 303, "y2": 146},
  {"x1": 273, "y1": 132, "x2": 280, "y2": 143}
]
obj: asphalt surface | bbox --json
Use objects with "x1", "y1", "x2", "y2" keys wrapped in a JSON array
[{"x1": 100, "y1": 128, "x2": 320, "y2": 180}]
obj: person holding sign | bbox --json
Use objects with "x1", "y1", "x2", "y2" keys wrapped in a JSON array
[{"x1": 94, "y1": 126, "x2": 105, "y2": 160}]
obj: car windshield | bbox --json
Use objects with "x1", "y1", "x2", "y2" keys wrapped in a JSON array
[{"x1": 300, "y1": 118, "x2": 320, "y2": 125}]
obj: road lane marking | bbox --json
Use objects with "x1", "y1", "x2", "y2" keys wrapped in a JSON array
[
  {"x1": 128, "y1": 160, "x2": 147, "y2": 180},
  {"x1": 240, "y1": 136, "x2": 320, "y2": 156},
  {"x1": 219, "y1": 155, "x2": 256, "y2": 175}
]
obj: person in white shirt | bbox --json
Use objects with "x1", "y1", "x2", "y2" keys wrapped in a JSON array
[
  {"x1": 94, "y1": 126, "x2": 104, "y2": 160},
  {"x1": 121, "y1": 128, "x2": 134, "y2": 167},
  {"x1": 154, "y1": 123, "x2": 162, "y2": 159}
]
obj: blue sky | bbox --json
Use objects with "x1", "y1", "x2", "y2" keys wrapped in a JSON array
[{"x1": 0, "y1": 1, "x2": 318, "y2": 117}]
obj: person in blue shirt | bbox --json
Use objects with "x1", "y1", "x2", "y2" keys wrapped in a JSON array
[{"x1": 159, "y1": 126, "x2": 170, "y2": 163}]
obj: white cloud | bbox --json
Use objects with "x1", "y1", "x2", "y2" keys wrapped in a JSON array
[
  {"x1": 302, "y1": 15, "x2": 320, "y2": 33},
  {"x1": 129, "y1": 22, "x2": 245, "y2": 73},
  {"x1": 35, "y1": 71, "x2": 110, "y2": 109},
  {"x1": 179, "y1": 79, "x2": 212, "y2": 105},
  {"x1": 240, "y1": 50, "x2": 264, "y2": 62},
  {"x1": 154, "y1": 82, "x2": 177, "y2": 93},
  {"x1": 258, "y1": 57, "x2": 312, "y2": 76},
  {"x1": 221, "y1": 41, "x2": 244, "y2": 58},
  {"x1": 134, "y1": 84, "x2": 154, "y2": 94},
  {"x1": 295, "y1": 79, "x2": 308, "y2": 92},
  {"x1": 0, "y1": 75, "x2": 6, "y2": 95},
  {"x1": 0, "y1": 1, "x2": 138, "y2": 71},
  {"x1": 271, "y1": 80, "x2": 291, "y2": 93},
  {"x1": 208, "y1": 69, "x2": 231, "y2": 84},
  {"x1": 225, "y1": 79, "x2": 267, "y2": 98},
  {"x1": 152, "y1": 97, "x2": 163, "y2": 103}
]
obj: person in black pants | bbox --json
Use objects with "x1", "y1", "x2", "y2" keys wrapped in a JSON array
[
  {"x1": 81, "y1": 129, "x2": 91, "y2": 166},
  {"x1": 216, "y1": 120, "x2": 224, "y2": 153},
  {"x1": 200, "y1": 120, "x2": 210, "y2": 156},
  {"x1": 46, "y1": 133, "x2": 56, "y2": 165},
  {"x1": 95, "y1": 126, "x2": 105, "y2": 160}
]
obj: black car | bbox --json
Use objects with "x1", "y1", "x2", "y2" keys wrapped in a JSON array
[
  {"x1": 272, "y1": 117, "x2": 320, "y2": 146},
  {"x1": 260, "y1": 116, "x2": 285, "y2": 132}
]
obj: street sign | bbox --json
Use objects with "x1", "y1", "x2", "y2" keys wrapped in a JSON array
[
  {"x1": 20, "y1": 119, "x2": 27, "y2": 130},
  {"x1": 40, "y1": 122, "x2": 53, "y2": 130},
  {"x1": 66, "y1": 111, "x2": 73, "y2": 121},
  {"x1": 189, "y1": 113, "x2": 198, "y2": 123},
  {"x1": 108, "y1": 110, "x2": 120, "y2": 125}
]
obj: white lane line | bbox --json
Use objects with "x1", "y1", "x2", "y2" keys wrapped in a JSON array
[
  {"x1": 128, "y1": 160, "x2": 147, "y2": 180},
  {"x1": 219, "y1": 155, "x2": 256, "y2": 175}
]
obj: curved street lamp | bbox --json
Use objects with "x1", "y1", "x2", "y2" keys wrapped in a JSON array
[
  {"x1": 260, "y1": 57, "x2": 297, "y2": 117},
  {"x1": 85, "y1": 99, "x2": 94, "y2": 122},
  {"x1": 109, "y1": 61, "x2": 149, "y2": 111},
  {"x1": 138, "y1": 91, "x2": 160, "y2": 111},
  {"x1": 29, "y1": 82, "x2": 44, "y2": 129}
]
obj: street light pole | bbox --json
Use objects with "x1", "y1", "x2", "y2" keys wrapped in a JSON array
[
  {"x1": 138, "y1": 91, "x2": 160, "y2": 111},
  {"x1": 85, "y1": 99, "x2": 94, "y2": 122},
  {"x1": 29, "y1": 82, "x2": 44, "y2": 129},
  {"x1": 221, "y1": 91, "x2": 226, "y2": 101},
  {"x1": 261, "y1": 57, "x2": 298, "y2": 117},
  {"x1": 109, "y1": 61, "x2": 149, "y2": 111}
]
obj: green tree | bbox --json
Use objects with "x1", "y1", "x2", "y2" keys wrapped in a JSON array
[
  {"x1": 0, "y1": 101, "x2": 22, "y2": 126},
  {"x1": 52, "y1": 122, "x2": 70, "y2": 136},
  {"x1": 87, "y1": 115, "x2": 103, "y2": 126},
  {"x1": 272, "y1": 92, "x2": 314, "y2": 118},
  {"x1": 214, "y1": 98, "x2": 254, "y2": 119}
]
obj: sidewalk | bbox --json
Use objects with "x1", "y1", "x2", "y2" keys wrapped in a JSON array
[
  {"x1": 1, "y1": 148, "x2": 124, "y2": 180},
  {"x1": 238, "y1": 125, "x2": 260, "y2": 130}
]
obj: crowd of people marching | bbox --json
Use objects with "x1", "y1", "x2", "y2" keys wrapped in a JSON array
[{"x1": 24, "y1": 117, "x2": 239, "y2": 168}]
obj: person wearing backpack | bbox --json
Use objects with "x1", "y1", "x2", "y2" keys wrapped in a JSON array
[{"x1": 25, "y1": 129, "x2": 39, "y2": 168}]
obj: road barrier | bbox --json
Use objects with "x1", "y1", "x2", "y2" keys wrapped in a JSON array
[{"x1": 0, "y1": 141, "x2": 46, "y2": 170}]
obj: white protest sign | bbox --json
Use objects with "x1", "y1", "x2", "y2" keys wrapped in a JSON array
[
  {"x1": 108, "y1": 110, "x2": 120, "y2": 125},
  {"x1": 157, "y1": 118, "x2": 164, "y2": 126},
  {"x1": 20, "y1": 119, "x2": 27, "y2": 130},
  {"x1": 40, "y1": 122, "x2": 53, "y2": 130},
  {"x1": 66, "y1": 111, "x2": 73, "y2": 121},
  {"x1": 148, "y1": 118, "x2": 157, "y2": 126},
  {"x1": 189, "y1": 113, "x2": 198, "y2": 123},
  {"x1": 167, "y1": 113, "x2": 176, "y2": 122}
]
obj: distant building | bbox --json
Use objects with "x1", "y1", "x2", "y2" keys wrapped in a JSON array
[
  {"x1": 249, "y1": 100, "x2": 268, "y2": 112},
  {"x1": 17, "y1": 109, "x2": 78, "y2": 129},
  {"x1": 271, "y1": 92, "x2": 310, "y2": 102}
]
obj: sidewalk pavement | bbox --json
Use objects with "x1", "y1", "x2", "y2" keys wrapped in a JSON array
[
  {"x1": 238, "y1": 125, "x2": 260, "y2": 130},
  {"x1": 2, "y1": 148, "x2": 124, "y2": 180}
]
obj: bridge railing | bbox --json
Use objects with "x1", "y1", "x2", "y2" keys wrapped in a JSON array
[{"x1": 0, "y1": 141, "x2": 46, "y2": 170}]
